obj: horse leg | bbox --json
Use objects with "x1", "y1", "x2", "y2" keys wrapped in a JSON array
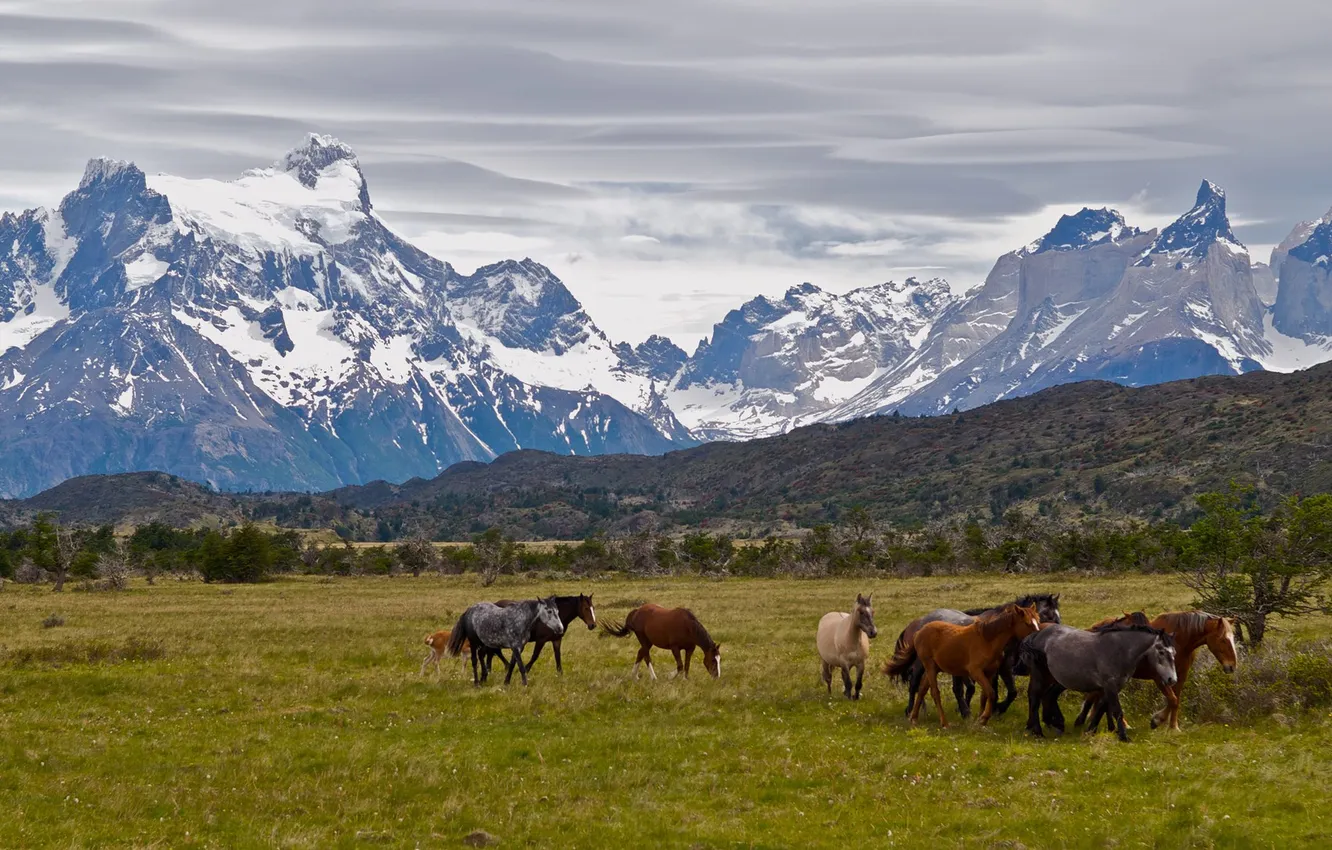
[
  {"x1": 633, "y1": 645, "x2": 649, "y2": 678},
  {"x1": 821, "y1": 661, "x2": 832, "y2": 693},
  {"x1": 469, "y1": 645, "x2": 480, "y2": 686},
  {"x1": 994, "y1": 663, "x2": 1017, "y2": 716},
  {"x1": 1084, "y1": 695, "x2": 1108, "y2": 736},
  {"x1": 1026, "y1": 666, "x2": 1047, "y2": 737},
  {"x1": 1074, "y1": 693, "x2": 1097, "y2": 727},
  {"x1": 513, "y1": 648, "x2": 531, "y2": 687},
  {"x1": 1161, "y1": 658, "x2": 1192, "y2": 731},
  {"x1": 1108, "y1": 691, "x2": 1130, "y2": 742},
  {"x1": 908, "y1": 664, "x2": 931, "y2": 724},
  {"x1": 553, "y1": 639, "x2": 563, "y2": 675},
  {"x1": 905, "y1": 662, "x2": 923, "y2": 718},
  {"x1": 972, "y1": 666, "x2": 998, "y2": 726},
  {"x1": 952, "y1": 676, "x2": 971, "y2": 718},
  {"x1": 926, "y1": 662, "x2": 948, "y2": 729},
  {"x1": 645, "y1": 649, "x2": 658, "y2": 681},
  {"x1": 853, "y1": 661, "x2": 864, "y2": 700},
  {"x1": 526, "y1": 640, "x2": 545, "y2": 670},
  {"x1": 840, "y1": 666, "x2": 854, "y2": 699},
  {"x1": 1043, "y1": 684, "x2": 1066, "y2": 734},
  {"x1": 670, "y1": 649, "x2": 684, "y2": 679},
  {"x1": 685, "y1": 646, "x2": 695, "y2": 678}
]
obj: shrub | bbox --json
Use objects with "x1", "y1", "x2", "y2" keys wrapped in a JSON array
[{"x1": 41, "y1": 613, "x2": 65, "y2": 629}]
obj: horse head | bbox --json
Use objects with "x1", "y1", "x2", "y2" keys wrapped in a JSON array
[
  {"x1": 1015, "y1": 603, "x2": 1041, "y2": 638},
  {"x1": 704, "y1": 643, "x2": 722, "y2": 678},
  {"x1": 579, "y1": 594, "x2": 597, "y2": 630},
  {"x1": 537, "y1": 596, "x2": 565, "y2": 636},
  {"x1": 1147, "y1": 631, "x2": 1178, "y2": 687},
  {"x1": 1033, "y1": 593, "x2": 1062, "y2": 625},
  {"x1": 1205, "y1": 616, "x2": 1238, "y2": 673},
  {"x1": 855, "y1": 593, "x2": 878, "y2": 639}
]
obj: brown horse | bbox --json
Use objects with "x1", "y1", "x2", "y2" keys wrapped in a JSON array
[
  {"x1": 602, "y1": 603, "x2": 721, "y2": 679},
  {"x1": 1079, "y1": 610, "x2": 1238, "y2": 731},
  {"x1": 885, "y1": 602, "x2": 1041, "y2": 727},
  {"x1": 420, "y1": 630, "x2": 469, "y2": 675}
]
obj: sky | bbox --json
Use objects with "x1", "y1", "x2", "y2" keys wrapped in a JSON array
[{"x1": 4, "y1": 0, "x2": 1332, "y2": 345}]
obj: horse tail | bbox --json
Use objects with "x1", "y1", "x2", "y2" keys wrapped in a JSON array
[
  {"x1": 1018, "y1": 635, "x2": 1045, "y2": 674},
  {"x1": 445, "y1": 611, "x2": 470, "y2": 657},
  {"x1": 601, "y1": 618, "x2": 633, "y2": 638},
  {"x1": 881, "y1": 631, "x2": 917, "y2": 679}
]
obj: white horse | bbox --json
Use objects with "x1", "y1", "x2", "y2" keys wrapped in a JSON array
[{"x1": 817, "y1": 593, "x2": 878, "y2": 699}]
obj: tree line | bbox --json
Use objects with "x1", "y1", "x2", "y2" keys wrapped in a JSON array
[{"x1": 2, "y1": 486, "x2": 1329, "y2": 646}]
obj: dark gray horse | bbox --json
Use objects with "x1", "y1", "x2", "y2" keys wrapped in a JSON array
[
  {"x1": 1020, "y1": 623, "x2": 1177, "y2": 742},
  {"x1": 446, "y1": 598, "x2": 564, "y2": 686},
  {"x1": 891, "y1": 593, "x2": 1062, "y2": 718}
]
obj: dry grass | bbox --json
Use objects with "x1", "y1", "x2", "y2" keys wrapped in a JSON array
[{"x1": 0, "y1": 574, "x2": 1329, "y2": 848}]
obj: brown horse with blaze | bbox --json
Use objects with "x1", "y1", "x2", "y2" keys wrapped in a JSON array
[
  {"x1": 885, "y1": 602, "x2": 1041, "y2": 727},
  {"x1": 602, "y1": 603, "x2": 721, "y2": 679}
]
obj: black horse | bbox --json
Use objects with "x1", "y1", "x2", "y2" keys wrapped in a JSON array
[
  {"x1": 478, "y1": 594, "x2": 598, "y2": 680},
  {"x1": 890, "y1": 593, "x2": 1061, "y2": 719},
  {"x1": 1020, "y1": 622, "x2": 1177, "y2": 742}
]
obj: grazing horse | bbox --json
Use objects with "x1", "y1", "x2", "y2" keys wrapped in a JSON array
[
  {"x1": 816, "y1": 593, "x2": 878, "y2": 699},
  {"x1": 1076, "y1": 610, "x2": 1238, "y2": 731},
  {"x1": 421, "y1": 629, "x2": 470, "y2": 676},
  {"x1": 492, "y1": 594, "x2": 597, "y2": 675},
  {"x1": 602, "y1": 604, "x2": 721, "y2": 679},
  {"x1": 446, "y1": 598, "x2": 564, "y2": 686},
  {"x1": 885, "y1": 602, "x2": 1041, "y2": 727},
  {"x1": 1021, "y1": 623, "x2": 1177, "y2": 742},
  {"x1": 886, "y1": 594, "x2": 1061, "y2": 718}
]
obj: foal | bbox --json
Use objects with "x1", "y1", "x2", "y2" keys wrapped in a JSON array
[
  {"x1": 816, "y1": 593, "x2": 878, "y2": 699},
  {"x1": 420, "y1": 630, "x2": 469, "y2": 676},
  {"x1": 885, "y1": 602, "x2": 1040, "y2": 727}
]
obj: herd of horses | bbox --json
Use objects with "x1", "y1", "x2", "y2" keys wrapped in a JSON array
[{"x1": 431, "y1": 590, "x2": 1239, "y2": 741}]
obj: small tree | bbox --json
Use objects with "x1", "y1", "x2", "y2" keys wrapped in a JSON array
[
  {"x1": 394, "y1": 536, "x2": 440, "y2": 577},
  {"x1": 473, "y1": 528, "x2": 516, "y2": 587},
  {"x1": 26, "y1": 513, "x2": 75, "y2": 592},
  {"x1": 1180, "y1": 488, "x2": 1332, "y2": 645}
]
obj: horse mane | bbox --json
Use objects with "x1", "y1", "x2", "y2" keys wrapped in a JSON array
[
  {"x1": 977, "y1": 603, "x2": 1023, "y2": 641},
  {"x1": 963, "y1": 593, "x2": 1057, "y2": 618},
  {"x1": 1095, "y1": 622, "x2": 1175, "y2": 646},
  {"x1": 1089, "y1": 611, "x2": 1151, "y2": 632},
  {"x1": 1155, "y1": 610, "x2": 1222, "y2": 640},
  {"x1": 684, "y1": 609, "x2": 717, "y2": 652}
]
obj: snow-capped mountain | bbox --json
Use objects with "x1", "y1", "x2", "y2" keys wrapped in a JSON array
[
  {"x1": 832, "y1": 182, "x2": 1280, "y2": 417},
  {"x1": 666, "y1": 278, "x2": 957, "y2": 439},
  {"x1": 0, "y1": 136, "x2": 694, "y2": 497}
]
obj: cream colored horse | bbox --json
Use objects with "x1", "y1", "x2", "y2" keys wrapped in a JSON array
[{"x1": 817, "y1": 593, "x2": 878, "y2": 699}]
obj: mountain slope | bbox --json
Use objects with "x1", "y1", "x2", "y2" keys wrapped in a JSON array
[
  {"x1": 10, "y1": 362, "x2": 1332, "y2": 536},
  {"x1": 668, "y1": 278, "x2": 956, "y2": 439},
  {"x1": 0, "y1": 136, "x2": 694, "y2": 497}
]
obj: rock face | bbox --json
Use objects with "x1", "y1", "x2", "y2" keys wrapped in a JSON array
[
  {"x1": 1273, "y1": 213, "x2": 1332, "y2": 342},
  {"x1": 667, "y1": 278, "x2": 957, "y2": 439},
  {"x1": 0, "y1": 136, "x2": 695, "y2": 497}
]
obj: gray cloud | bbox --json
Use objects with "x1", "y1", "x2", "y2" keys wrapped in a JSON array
[{"x1": 3, "y1": 0, "x2": 1332, "y2": 342}]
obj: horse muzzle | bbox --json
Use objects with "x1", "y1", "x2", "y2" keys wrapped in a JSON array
[
  {"x1": 587, "y1": 622, "x2": 597, "y2": 631},
  {"x1": 1163, "y1": 674, "x2": 1179, "y2": 688},
  {"x1": 1222, "y1": 663, "x2": 1236, "y2": 674}
]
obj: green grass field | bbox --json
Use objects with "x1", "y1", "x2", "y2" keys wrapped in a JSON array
[{"x1": 1, "y1": 574, "x2": 1329, "y2": 849}]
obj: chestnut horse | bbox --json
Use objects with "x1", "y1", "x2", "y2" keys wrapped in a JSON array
[
  {"x1": 1078, "y1": 610, "x2": 1238, "y2": 731},
  {"x1": 602, "y1": 603, "x2": 721, "y2": 679},
  {"x1": 421, "y1": 629, "x2": 470, "y2": 675},
  {"x1": 885, "y1": 602, "x2": 1040, "y2": 727}
]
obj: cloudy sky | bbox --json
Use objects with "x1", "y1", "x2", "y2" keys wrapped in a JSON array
[{"x1": 4, "y1": 0, "x2": 1332, "y2": 344}]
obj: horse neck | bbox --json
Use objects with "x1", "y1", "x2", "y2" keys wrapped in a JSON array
[
  {"x1": 555, "y1": 596, "x2": 581, "y2": 627},
  {"x1": 1152, "y1": 614, "x2": 1206, "y2": 655},
  {"x1": 841, "y1": 610, "x2": 864, "y2": 642},
  {"x1": 977, "y1": 610, "x2": 1024, "y2": 650},
  {"x1": 689, "y1": 614, "x2": 715, "y2": 651}
]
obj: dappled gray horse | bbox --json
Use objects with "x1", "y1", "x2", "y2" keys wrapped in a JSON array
[
  {"x1": 1021, "y1": 623, "x2": 1176, "y2": 742},
  {"x1": 446, "y1": 598, "x2": 564, "y2": 686}
]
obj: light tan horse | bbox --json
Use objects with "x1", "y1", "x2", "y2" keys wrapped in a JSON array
[{"x1": 816, "y1": 593, "x2": 878, "y2": 699}]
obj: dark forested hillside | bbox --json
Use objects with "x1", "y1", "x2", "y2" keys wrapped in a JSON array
[{"x1": 6, "y1": 365, "x2": 1332, "y2": 538}]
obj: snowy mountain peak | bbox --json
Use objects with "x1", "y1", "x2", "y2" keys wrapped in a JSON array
[
  {"x1": 79, "y1": 157, "x2": 145, "y2": 191},
  {"x1": 1137, "y1": 179, "x2": 1240, "y2": 265},
  {"x1": 278, "y1": 134, "x2": 370, "y2": 209},
  {"x1": 1029, "y1": 207, "x2": 1141, "y2": 254}
]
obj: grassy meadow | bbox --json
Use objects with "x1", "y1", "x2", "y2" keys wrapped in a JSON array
[{"x1": 1, "y1": 573, "x2": 1330, "y2": 849}]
